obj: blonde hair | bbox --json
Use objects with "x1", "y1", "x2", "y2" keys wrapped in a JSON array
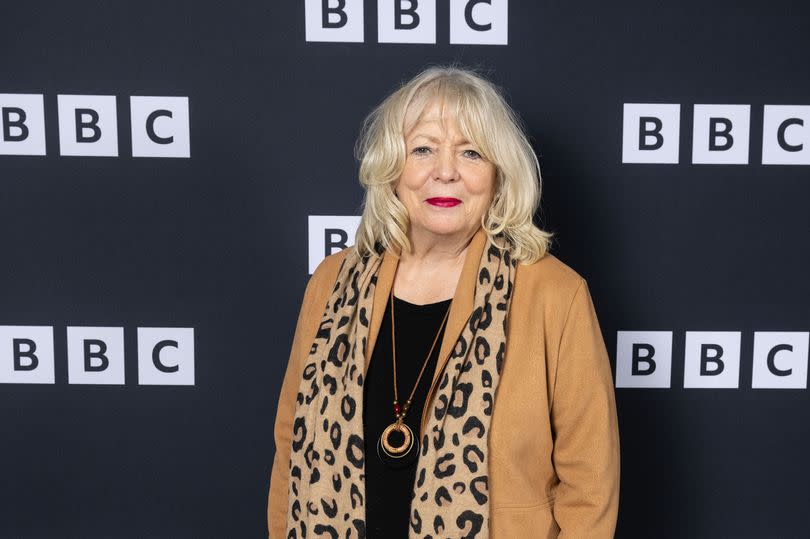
[{"x1": 353, "y1": 64, "x2": 554, "y2": 264}]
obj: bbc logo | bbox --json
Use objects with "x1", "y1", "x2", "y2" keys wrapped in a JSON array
[
  {"x1": 615, "y1": 331, "x2": 809, "y2": 389},
  {"x1": 0, "y1": 94, "x2": 190, "y2": 157},
  {"x1": 0, "y1": 326, "x2": 195, "y2": 385},
  {"x1": 308, "y1": 215, "x2": 360, "y2": 274},
  {"x1": 305, "y1": 0, "x2": 508, "y2": 45},
  {"x1": 622, "y1": 104, "x2": 810, "y2": 165}
]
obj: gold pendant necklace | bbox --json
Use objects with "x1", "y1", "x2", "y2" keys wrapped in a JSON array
[{"x1": 376, "y1": 286, "x2": 451, "y2": 468}]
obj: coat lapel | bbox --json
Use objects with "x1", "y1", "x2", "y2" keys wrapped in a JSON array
[{"x1": 363, "y1": 227, "x2": 488, "y2": 388}]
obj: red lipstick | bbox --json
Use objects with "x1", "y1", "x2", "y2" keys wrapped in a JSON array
[{"x1": 426, "y1": 197, "x2": 461, "y2": 207}]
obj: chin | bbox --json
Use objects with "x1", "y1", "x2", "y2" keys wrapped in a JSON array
[
  {"x1": 420, "y1": 222, "x2": 466, "y2": 236},
  {"x1": 411, "y1": 214, "x2": 471, "y2": 236}
]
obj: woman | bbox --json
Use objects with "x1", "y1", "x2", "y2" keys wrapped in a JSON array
[{"x1": 268, "y1": 66, "x2": 620, "y2": 538}]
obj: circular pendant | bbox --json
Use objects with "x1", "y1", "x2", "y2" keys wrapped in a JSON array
[{"x1": 376, "y1": 421, "x2": 420, "y2": 469}]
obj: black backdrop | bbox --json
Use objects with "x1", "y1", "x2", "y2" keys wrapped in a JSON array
[{"x1": 1, "y1": 1, "x2": 808, "y2": 537}]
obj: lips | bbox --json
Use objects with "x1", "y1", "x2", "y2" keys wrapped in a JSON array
[{"x1": 426, "y1": 197, "x2": 461, "y2": 207}]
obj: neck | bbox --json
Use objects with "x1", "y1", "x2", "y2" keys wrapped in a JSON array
[{"x1": 399, "y1": 227, "x2": 477, "y2": 268}]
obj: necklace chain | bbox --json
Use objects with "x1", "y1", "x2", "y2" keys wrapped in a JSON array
[{"x1": 389, "y1": 286, "x2": 452, "y2": 423}]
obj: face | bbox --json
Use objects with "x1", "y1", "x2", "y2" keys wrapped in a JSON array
[{"x1": 395, "y1": 100, "x2": 497, "y2": 247}]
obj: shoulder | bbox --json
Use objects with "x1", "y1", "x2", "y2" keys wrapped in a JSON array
[
  {"x1": 307, "y1": 246, "x2": 353, "y2": 294},
  {"x1": 516, "y1": 252, "x2": 585, "y2": 288},
  {"x1": 513, "y1": 252, "x2": 588, "y2": 307},
  {"x1": 293, "y1": 247, "x2": 354, "y2": 331}
]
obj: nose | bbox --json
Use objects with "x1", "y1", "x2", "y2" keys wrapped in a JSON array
[{"x1": 433, "y1": 148, "x2": 459, "y2": 183}]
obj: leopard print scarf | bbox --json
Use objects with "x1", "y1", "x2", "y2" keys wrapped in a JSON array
[{"x1": 285, "y1": 234, "x2": 516, "y2": 539}]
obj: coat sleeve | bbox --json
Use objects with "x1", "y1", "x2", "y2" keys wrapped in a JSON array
[
  {"x1": 550, "y1": 278, "x2": 621, "y2": 538},
  {"x1": 266, "y1": 272, "x2": 324, "y2": 539}
]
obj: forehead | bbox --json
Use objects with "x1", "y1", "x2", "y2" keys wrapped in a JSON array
[{"x1": 404, "y1": 97, "x2": 464, "y2": 137}]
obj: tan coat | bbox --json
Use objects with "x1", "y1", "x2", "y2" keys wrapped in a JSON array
[{"x1": 267, "y1": 227, "x2": 620, "y2": 538}]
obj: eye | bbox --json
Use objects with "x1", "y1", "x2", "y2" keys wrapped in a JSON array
[
  {"x1": 463, "y1": 149, "x2": 482, "y2": 159},
  {"x1": 412, "y1": 146, "x2": 431, "y2": 155}
]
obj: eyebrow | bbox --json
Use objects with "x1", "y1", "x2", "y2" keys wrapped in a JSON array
[{"x1": 409, "y1": 134, "x2": 472, "y2": 146}]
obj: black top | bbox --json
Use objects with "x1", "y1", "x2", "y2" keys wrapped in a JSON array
[{"x1": 363, "y1": 294, "x2": 452, "y2": 539}]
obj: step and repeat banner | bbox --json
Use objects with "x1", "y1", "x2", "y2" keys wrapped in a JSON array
[{"x1": 1, "y1": 1, "x2": 808, "y2": 538}]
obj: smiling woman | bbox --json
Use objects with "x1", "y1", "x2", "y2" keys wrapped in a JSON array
[
  {"x1": 268, "y1": 65, "x2": 620, "y2": 539},
  {"x1": 392, "y1": 98, "x2": 498, "y2": 299},
  {"x1": 353, "y1": 65, "x2": 550, "y2": 272}
]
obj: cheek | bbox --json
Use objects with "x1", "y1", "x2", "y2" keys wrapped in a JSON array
[
  {"x1": 467, "y1": 167, "x2": 497, "y2": 197},
  {"x1": 398, "y1": 161, "x2": 427, "y2": 192},
  {"x1": 464, "y1": 172, "x2": 496, "y2": 216}
]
